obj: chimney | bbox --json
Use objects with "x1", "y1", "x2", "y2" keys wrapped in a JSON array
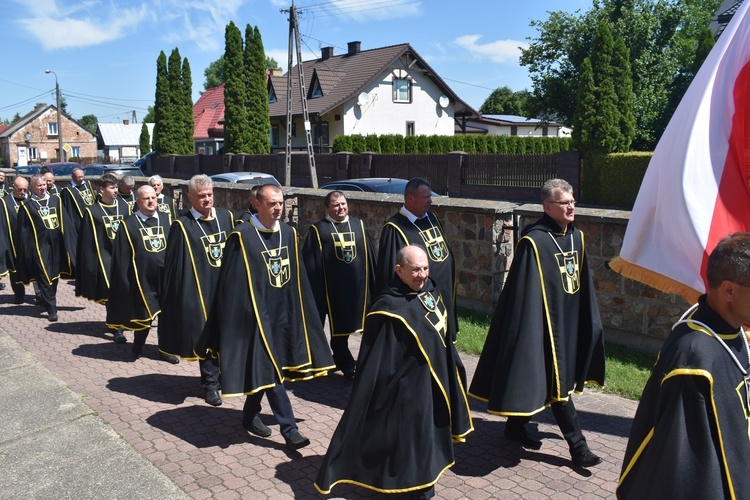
[
  {"x1": 321, "y1": 46, "x2": 334, "y2": 60},
  {"x1": 123, "y1": 119, "x2": 130, "y2": 125},
  {"x1": 347, "y1": 41, "x2": 361, "y2": 56},
  {"x1": 35, "y1": 103, "x2": 47, "y2": 112}
]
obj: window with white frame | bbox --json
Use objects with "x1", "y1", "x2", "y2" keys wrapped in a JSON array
[
  {"x1": 72, "y1": 146, "x2": 80, "y2": 157},
  {"x1": 28, "y1": 147, "x2": 38, "y2": 160},
  {"x1": 392, "y1": 78, "x2": 411, "y2": 103},
  {"x1": 47, "y1": 122, "x2": 58, "y2": 135}
]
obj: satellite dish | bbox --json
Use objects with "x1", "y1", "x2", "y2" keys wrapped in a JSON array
[
  {"x1": 357, "y1": 92, "x2": 371, "y2": 107},
  {"x1": 438, "y1": 95, "x2": 449, "y2": 108}
]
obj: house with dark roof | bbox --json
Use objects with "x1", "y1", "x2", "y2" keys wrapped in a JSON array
[
  {"x1": 460, "y1": 114, "x2": 571, "y2": 137},
  {"x1": 97, "y1": 121, "x2": 154, "y2": 163},
  {"x1": 266, "y1": 41, "x2": 478, "y2": 152},
  {"x1": 0, "y1": 103, "x2": 96, "y2": 167}
]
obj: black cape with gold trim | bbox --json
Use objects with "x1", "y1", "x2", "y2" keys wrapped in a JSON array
[
  {"x1": 315, "y1": 277, "x2": 473, "y2": 495},
  {"x1": 376, "y1": 211, "x2": 458, "y2": 341},
  {"x1": 105, "y1": 210, "x2": 171, "y2": 331},
  {"x1": 469, "y1": 214, "x2": 605, "y2": 415},
  {"x1": 302, "y1": 215, "x2": 376, "y2": 336},
  {"x1": 0, "y1": 194, "x2": 25, "y2": 277},
  {"x1": 15, "y1": 194, "x2": 71, "y2": 285},
  {"x1": 158, "y1": 208, "x2": 234, "y2": 359},
  {"x1": 196, "y1": 219, "x2": 334, "y2": 396},
  {"x1": 75, "y1": 198, "x2": 130, "y2": 303},
  {"x1": 617, "y1": 297, "x2": 750, "y2": 499},
  {"x1": 60, "y1": 181, "x2": 96, "y2": 275},
  {"x1": 118, "y1": 192, "x2": 136, "y2": 214}
]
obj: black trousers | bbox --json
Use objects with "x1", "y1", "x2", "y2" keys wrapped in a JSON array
[
  {"x1": 36, "y1": 278, "x2": 58, "y2": 313},
  {"x1": 199, "y1": 357, "x2": 220, "y2": 391},
  {"x1": 331, "y1": 335, "x2": 355, "y2": 373},
  {"x1": 10, "y1": 272, "x2": 25, "y2": 299},
  {"x1": 506, "y1": 398, "x2": 586, "y2": 452},
  {"x1": 243, "y1": 384, "x2": 297, "y2": 439}
]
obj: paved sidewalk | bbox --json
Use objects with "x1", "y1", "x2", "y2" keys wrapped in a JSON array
[{"x1": 0, "y1": 278, "x2": 637, "y2": 499}]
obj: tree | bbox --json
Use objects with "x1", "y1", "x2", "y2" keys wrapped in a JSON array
[
  {"x1": 479, "y1": 87, "x2": 531, "y2": 116},
  {"x1": 245, "y1": 25, "x2": 271, "y2": 154},
  {"x1": 152, "y1": 51, "x2": 170, "y2": 155},
  {"x1": 266, "y1": 56, "x2": 280, "y2": 72},
  {"x1": 223, "y1": 21, "x2": 250, "y2": 153},
  {"x1": 181, "y1": 57, "x2": 195, "y2": 155},
  {"x1": 78, "y1": 114, "x2": 98, "y2": 135},
  {"x1": 612, "y1": 35, "x2": 635, "y2": 151},
  {"x1": 139, "y1": 122, "x2": 151, "y2": 155},
  {"x1": 203, "y1": 54, "x2": 280, "y2": 91},
  {"x1": 520, "y1": 0, "x2": 722, "y2": 150},
  {"x1": 142, "y1": 105, "x2": 155, "y2": 123}
]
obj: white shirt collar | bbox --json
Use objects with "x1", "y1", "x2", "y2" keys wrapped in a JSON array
[
  {"x1": 400, "y1": 205, "x2": 423, "y2": 223},
  {"x1": 190, "y1": 206, "x2": 215, "y2": 220},
  {"x1": 251, "y1": 213, "x2": 279, "y2": 231}
]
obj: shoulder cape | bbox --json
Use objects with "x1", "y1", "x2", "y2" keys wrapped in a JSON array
[
  {"x1": 376, "y1": 211, "x2": 458, "y2": 340},
  {"x1": 105, "y1": 211, "x2": 171, "y2": 331},
  {"x1": 302, "y1": 216, "x2": 376, "y2": 336},
  {"x1": 469, "y1": 214, "x2": 605, "y2": 415},
  {"x1": 315, "y1": 277, "x2": 473, "y2": 495},
  {"x1": 196, "y1": 220, "x2": 334, "y2": 396},
  {"x1": 617, "y1": 298, "x2": 750, "y2": 499},
  {"x1": 15, "y1": 195, "x2": 71, "y2": 285},
  {"x1": 159, "y1": 208, "x2": 235, "y2": 359}
]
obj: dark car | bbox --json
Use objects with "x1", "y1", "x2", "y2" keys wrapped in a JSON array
[
  {"x1": 320, "y1": 177, "x2": 441, "y2": 196},
  {"x1": 131, "y1": 152, "x2": 156, "y2": 170},
  {"x1": 210, "y1": 172, "x2": 281, "y2": 187},
  {"x1": 15, "y1": 162, "x2": 84, "y2": 177},
  {"x1": 82, "y1": 164, "x2": 144, "y2": 177}
]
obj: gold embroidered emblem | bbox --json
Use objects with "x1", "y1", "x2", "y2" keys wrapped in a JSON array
[
  {"x1": 38, "y1": 206, "x2": 59, "y2": 230},
  {"x1": 332, "y1": 231, "x2": 357, "y2": 263},
  {"x1": 201, "y1": 231, "x2": 227, "y2": 268},
  {"x1": 418, "y1": 227, "x2": 449, "y2": 263},
  {"x1": 419, "y1": 291, "x2": 448, "y2": 344},
  {"x1": 555, "y1": 250, "x2": 580, "y2": 294},
  {"x1": 80, "y1": 188, "x2": 94, "y2": 205},
  {"x1": 139, "y1": 226, "x2": 167, "y2": 252},
  {"x1": 262, "y1": 246, "x2": 291, "y2": 288},
  {"x1": 103, "y1": 214, "x2": 124, "y2": 240}
]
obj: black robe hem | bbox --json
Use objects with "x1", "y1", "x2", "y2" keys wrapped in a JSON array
[{"x1": 314, "y1": 461, "x2": 452, "y2": 495}]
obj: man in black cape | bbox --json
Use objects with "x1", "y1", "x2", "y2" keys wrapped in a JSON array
[
  {"x1": 617, "y1": 232, "x2": 750, "y2": 499},
  {"x1": 234, "y1": 184, "x2": 260, "y2": 224},
  {"x1": 315, "y1": 245, "x2": 473, "y2": 498},
  {"x1": 469, "y1": 178, "x2": 605, "y2": 468},
  {"x1": 0, "y1": 177, "x2": 29, "y2": 303},
  {"x1": 148, "y1": 175, "x2": 177, "y2": 221},
  {"x1": 75, "y1": 173, "x2": 130, "y2": 343},
  {"x1": 302, "y1": 190, "x2": 375, "y2": 379},
  {"x1": 0, "y1": 171, "x2": 7, "y2": 198},
  {"x1": 197, "y1": 184, "x2": 334, "y2": 450},
  {"x1": 60, "y1": 167, "x2": 95, "y2": 274},
  {"x1": 158, "y1": 175, "x2": 234, "y2": 407},
  {"x1": 105, "y1": 185, "x2": 178, "y2": 363},
  {"x1": 44, "y1": 172, "x2": 60, "y2": 197},
  {"x1": 117, "y1": 175, "x2": 136, "y2": 213},
  {"x1": 15, "y1": 174, "x2": 71, "y2": 321},
  {"x1": 376, "y1": 178, "x2": 458, "y2": 341}
]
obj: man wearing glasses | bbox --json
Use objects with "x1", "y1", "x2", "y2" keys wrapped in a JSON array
[{"x1": 469, "y1": 178, "x2": 605, "y2": 468}]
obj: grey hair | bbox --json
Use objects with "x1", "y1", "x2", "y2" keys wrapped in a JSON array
[
  {"x1": 119, "y1": 175, "x2": 135, "y2": 188},
  {"x1": 188, "y1": 174, "x2": 213, "y2": 193},
  {"x1": 541, "y1": 178, "x2": 573, "y2": 203},
  {"x1": 148, "y1": 175, "x2": 163, "y2": 185}
]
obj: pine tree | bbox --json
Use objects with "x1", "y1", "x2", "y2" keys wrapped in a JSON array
[
  {"x1": 152, "y1": 51, "x2": 170, "y2": 155},
  {"x1": 182, "y1": 57, "x2": 195, "y2": 155},
  {"x1": 612, "y1": 35, "x2": 635, "y2": 151},
  {"x1": 246, "y1": 25, "x2": 271, "y2": 154},
  {"x1": 224, "y1": 22, "x2": 249, "y2": 153},
  {"x1": 139, "y1": 123, "x2": 151, "y2": 156},
  {"x1": 588, "y1": 20, "x2": 620, "y2": 153},
  {"x1": 572, "y1": 57, "x2": 598, "y2": 152},
  {"x1": 167, "y1": 48, "x2": 185, "y2": 154}
]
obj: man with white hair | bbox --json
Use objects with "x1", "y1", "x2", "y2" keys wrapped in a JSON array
[{"x1": 148, "y1": 175, "x2": 177, "y2": 221}]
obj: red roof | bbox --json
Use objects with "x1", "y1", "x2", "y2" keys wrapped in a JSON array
[
  {"x1": 193, "y1": 84, "x2": 225, "y2": 139},
  {"x1": 0, "y1": 125, "x2": 9, "y2": 135}
]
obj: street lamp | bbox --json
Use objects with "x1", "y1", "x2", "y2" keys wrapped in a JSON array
[{"x1": 45, "y1": 69, "x2": 64, "y2": 161}]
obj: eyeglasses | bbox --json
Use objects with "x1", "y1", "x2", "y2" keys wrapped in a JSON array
[{"x1": 548, "y1": 200, "x2": 576, "y2": 207}]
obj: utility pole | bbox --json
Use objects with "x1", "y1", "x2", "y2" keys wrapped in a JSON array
[
  {"x1": 45, "y1": 69, "x2": 64, "y2": 162},
  {"x1": 281, "y1": 1, "x2": 318, "y2": 188}
]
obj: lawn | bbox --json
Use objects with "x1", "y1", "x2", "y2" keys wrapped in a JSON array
[{"x1": 456, "y1": 309, "x2": 657, "y2": 401}]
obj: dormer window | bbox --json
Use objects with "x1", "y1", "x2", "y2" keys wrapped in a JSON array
[
  {"x1": 47, "y1": 122, "x2": 58, "y2": 136},
  {"x1": 393, "y1": 78, "x2": 411, "y2": 103},
  {"x1": 310, "y1": 79, "x2": 323, "y2": 98},
  {"x1": 269, "y1": 85, "x2": 277, "y2": 103}
]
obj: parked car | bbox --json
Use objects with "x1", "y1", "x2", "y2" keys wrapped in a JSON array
[
  {"x1": 210, "y1": 172, "x2": 281, "y2": 187},
  {"x1": 82, "y1": 164, "x2": 144, "y2": 177},
  {"x1": 320, "y1": 177, "x2": 441, "y2": 196},
  {"x1": 131, "y1": 152, "x2": 156, "y2": 170},
  {"x1": 15, "y1": 162, "x2": 84, "y2": 177}
]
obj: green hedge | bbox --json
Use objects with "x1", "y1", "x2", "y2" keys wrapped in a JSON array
[
  {"x1": 582, "y1": 152, "x2": 652, "y2": 208},
  {"x1": 331, "y1": 134, "x2": 572, "y2": 155}
]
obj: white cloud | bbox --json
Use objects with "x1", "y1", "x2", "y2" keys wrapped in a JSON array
[
  {"x1": 266, "y1": 47, "x2": 319, "y2": 67},
  {"x1": 454, "y1": 34, "x2": 529, "y2": 64}
]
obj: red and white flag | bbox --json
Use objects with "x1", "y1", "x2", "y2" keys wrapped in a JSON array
[{"x1": 611, "y1": 1, "x2": 750, "y2": 303}]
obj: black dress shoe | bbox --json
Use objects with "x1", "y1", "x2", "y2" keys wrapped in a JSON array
[
  {"x1": 47, "y1": 309, "x2": 58, "y2": 322},
  {"x1": 504, "y1": 424, "x2": 542, "y2": 450},
  {"x1": 113, "y1": 330, "x2": 127, "y2": 344},
  {"x1": 285, "y1": 430, "x2": 310, "y2": 450},
  {"x1": 571, "y1": 448, "x2": 603, "y2": 468},
  {"x1": 243, "y1": 415, "x2": 271, "y2": 437},
  {"x1": 159, "y1": 352, "x2": 180, "y2": 364},
  {"x1": 205, "y1": 389, "x2": 222, "y2": 407}
]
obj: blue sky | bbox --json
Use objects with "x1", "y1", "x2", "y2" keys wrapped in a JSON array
[{"x1": 0, "y1": 0, "x2": 591, "y2": 124}]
